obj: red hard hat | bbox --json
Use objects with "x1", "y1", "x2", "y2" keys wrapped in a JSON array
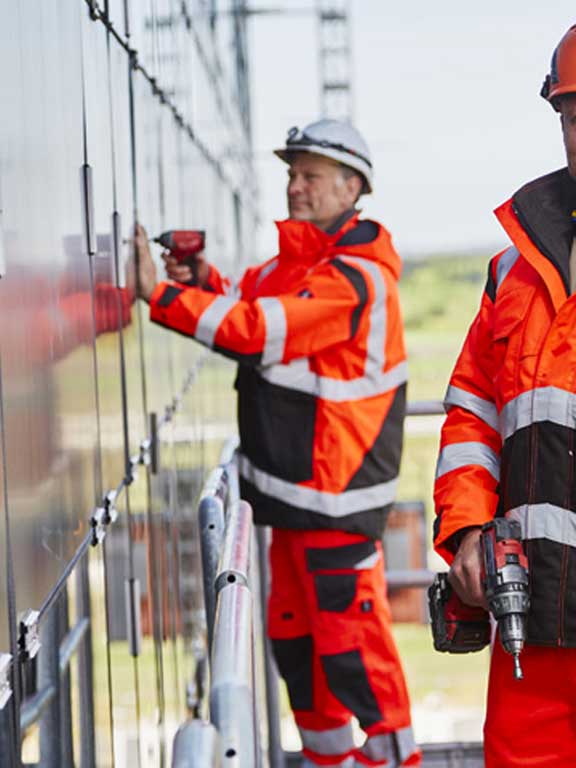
[{"x1": 541, "y1": 25, "x2": 576, "y2": 111}]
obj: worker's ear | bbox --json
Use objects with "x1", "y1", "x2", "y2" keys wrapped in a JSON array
[{"x1": 345, "y1": 173, "x2": 363, "y2": 204}]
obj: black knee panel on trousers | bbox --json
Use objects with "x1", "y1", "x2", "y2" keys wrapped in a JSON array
[
  {"x1": 272, "y1": 635, "x2": 314, "y2": 711},
  {"x1": 321, "y1": 649, "x2": 382, "y2": 728},
  {"x1": 314, "y1": 572, "x2": 358, "y2": 612}
]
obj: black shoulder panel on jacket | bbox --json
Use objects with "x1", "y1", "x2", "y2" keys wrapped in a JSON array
[
  {"x1": 485, "y1": 259, "x2": 496, "y2": 303},
  {"x1": 157, "y1": 285, "x2": 184, "y2": 307},
  {"x1": 331, "y1": 259, "x2": 368, "y2": 337},
  {"x1": 336, "y1": 220, "x2": 379, "y2": 247},
  {"x1": 345, "y1": 383, "x2": 406, "y2": 490}
]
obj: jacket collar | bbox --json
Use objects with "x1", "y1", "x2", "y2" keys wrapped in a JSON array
[
  {"x1": 276, "y1": 210, "x2": 360, "y2": 265},
  {"x1": 495, "y1": 168, "x2": 576, "y2": 310}
]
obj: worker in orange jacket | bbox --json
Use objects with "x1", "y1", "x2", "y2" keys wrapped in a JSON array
[
  {"x1": 434, "y1": 25, "x2": 576, "y2": 768},
  {"x1": 136, "y1": 119, "x2": 420, "y2": 768}
]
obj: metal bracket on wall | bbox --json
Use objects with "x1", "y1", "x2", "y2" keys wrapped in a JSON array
[
  {"x1": 125, "y1": 578, "x2": 142, "y2": 658},
  {"x1": 0, "y1": 654, "x2": 12, "y2": 709},
  {"x1": 80, "y1": 164, "x2": 97, "y2": 257},
  {"x1": 102, "y1": 490, "x2": 119, "y2": 525},
  {"x1": 86, "y1": 0, "x2": 100, "y2": 21},
  {"x1": 111, "y1": 211, "x2": 126, "y2": 289},
  {"x1": 90, "y1": 494, "x2": 118, "y2": 547},
  {"x1": 139, "y1": 437, "x2": 151, "y2": 468},
  {"x1": 149, "y1": 413, "x2": 159, "y2": 475},
  {"x1": 18, "y1": 610, "x2": 41, "y2": 663}
]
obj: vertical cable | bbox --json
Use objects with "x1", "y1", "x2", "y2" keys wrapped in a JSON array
[
  {"x1": 0, "y1": 354, "x2": 21, "y2": 767},
  {"x1": 79, "y1": 8, "x2": 115, "y2": 766}
]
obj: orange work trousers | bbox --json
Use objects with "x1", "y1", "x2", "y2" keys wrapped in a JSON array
[
  {"x1": 485, "y1": 640, "x2": 576, "y2": 766},
  {"x1": 267, "y1": 528, "x2": 420, "y2": 767}
]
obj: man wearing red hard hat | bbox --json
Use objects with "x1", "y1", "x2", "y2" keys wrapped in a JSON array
[{"x1": 434, "y1": 24, "x2": 576, "y2": 767}]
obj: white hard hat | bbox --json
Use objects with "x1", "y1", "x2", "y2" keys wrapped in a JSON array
[{"x1": 274, "y1": 119, "x2": 373, "y2": 194}]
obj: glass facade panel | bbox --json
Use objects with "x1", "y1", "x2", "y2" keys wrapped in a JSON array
[{"x1": 0, "y1": 1, "x2": 255, "y2": 764}]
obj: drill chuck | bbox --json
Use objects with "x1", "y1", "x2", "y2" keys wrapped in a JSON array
[
  {"x1": 430, "y1": 519, "x2": 530, "y2": 681},
  {"x1": 481, "y1": 519, "x2": 530, "y2": 680}
]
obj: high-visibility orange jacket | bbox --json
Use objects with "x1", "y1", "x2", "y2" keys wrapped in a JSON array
[
  {"x1": 434, "y1": 167, "x2": 576, "y2": 647},
  {"x1": 150, "y1": 211, "x2": 407, "y2": 539}
]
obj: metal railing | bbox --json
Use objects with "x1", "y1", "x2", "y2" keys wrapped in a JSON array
[
  {"x1": 172, "y1": 438, "x2": 283, "y2": 768},
  {"x1": 0, "y1": 354, "x2": 211, "y2": 768},
  {"x1": 172, "y1": 403, "x2": 487, "y2": 768}
]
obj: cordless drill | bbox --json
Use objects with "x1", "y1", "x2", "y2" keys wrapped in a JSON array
[
  {"x1": 429, "y1": 518, "x2": 530, "y2": 680},
  {"x1": 153, "y1": 230, "x2": 205, "y2": 284}
]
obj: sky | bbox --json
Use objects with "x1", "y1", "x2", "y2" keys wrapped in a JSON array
[{"x1": 248, "y1": 1, "x2": 576, "y2": 259}]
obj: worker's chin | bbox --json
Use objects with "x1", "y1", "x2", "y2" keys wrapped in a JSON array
[{"x1": 288, "y1": 207, "x2": 314, "y2": 221}]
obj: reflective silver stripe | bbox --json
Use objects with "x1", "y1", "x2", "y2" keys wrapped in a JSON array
[
  {"x1": 258, "y1": 359, "x2": 408, "y2": 402},
  {"x1": 238, "y1": 454, "x2": 398, "y2": 516},
  {"x1": 354, "y1": 551, "x2": 380, "y2": 570},
  {"x1": 253, "y1": 257, "x2": 279, "y2": 292},
  {"x1": 444, "y1": 384, "x2": 499, "y2": 432},
  {"x1": 436, "y1": 442, "x2": 500, "y2": 482},
  {"x1": 195, "y1": 296, "x2": 237, "y2": 347},
  {"x1": 258, "y1": 297, "x2": 287, "y2": 366},
  {"x1": 360, "y1": 726, "x2": 418, "y2": 765},
  {"x1": 501, "y1": 386, "x2": 576, "y2": 441},
  {"x1": 507, "y1": 504, "x2": 576, "y2": 547},
  {"x1": 299, "y1": 721, "x2": 354, "y2": 757},
  {"x1": 258, "y1": 255, "x2": 403, "y2": 401},
  {"x1": 301, "y1": 758, "x2": 354, "y2": 768},
  {"x1": 395, "y1": 725, "x2": 419, "y2": 763},
  {"x1": 340, "y1": 255, "x2": 387, "y2": 377},
  {"x1": 496, "y1": 245, "x2": 519, "y2": 292}
]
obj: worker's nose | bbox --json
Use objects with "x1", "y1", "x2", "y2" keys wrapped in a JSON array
[{"x1": 287, "y1": 177, "x2": 304, "y2": 196}]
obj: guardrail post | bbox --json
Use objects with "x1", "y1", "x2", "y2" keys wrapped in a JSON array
[
  {"x1": 199, "y1": 491, "x2": 225, "y2": 655},
  {"x1": 0, "y1": 695, "x2": 18, "y2": 768},
  {"x1": 255, "y1": 527, "x2": 285, "y2": 768},
  {"x1": 38, "y1": 603, "x2": 61, "y2": 768},
  {"x1": 58, "y1": 589, "x2": 74, "y2": 766},
  {"x1": 210, "y1": 499, "x2": 256, "y2": 767},
  {"x1": 210, "y1": 583, "x2": 255, "y2": 768},
  {"x1": 172, "y1": 719, "x2": 221, "y2": 767},
  {"x1": 77, "y1": 553, "x2": 96, "y2": 768}
]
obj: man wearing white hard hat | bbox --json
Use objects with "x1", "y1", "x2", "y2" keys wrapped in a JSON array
[{"x1": 136, "y1": 119, "x2": 419, "y2": 768}]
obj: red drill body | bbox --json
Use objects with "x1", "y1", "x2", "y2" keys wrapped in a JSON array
[
  {"x1": 154, "y1": 230, "x2": 205, "y2": 264},
  {"x1": 429, "y1": 518, "x2": 530, "y2": 680}
]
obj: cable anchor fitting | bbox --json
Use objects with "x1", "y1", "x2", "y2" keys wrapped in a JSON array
[{"x1": 18, "y1": 610, "x2": 41, "y2": 663}]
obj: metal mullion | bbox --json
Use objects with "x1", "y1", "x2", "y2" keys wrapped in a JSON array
[
  {"x1": 76, "y1": 555, "x2": 96, "y2": 768},
  {"x1": 0, "y1": 701, "x2": 19, "y2": 768},
  {"x1": 0, "y1": 350, "x2": 21, "y2": 768},
  {"x1": 38, "y1": 603, "x2": 61, "y2": 768},
  {"x1": 58, "y1": 591, "x2": 74, "y2": 767}
]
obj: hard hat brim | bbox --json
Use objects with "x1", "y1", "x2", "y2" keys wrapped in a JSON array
[
  {"x1": 274, "y1": 145, "x2": 373, "y2": 194},
  {"x1": 548, "y1": 83, "x2": 576, "y2": 108}
]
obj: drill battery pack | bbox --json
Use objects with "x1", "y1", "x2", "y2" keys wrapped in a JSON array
[{"x1": 428, "y1": 572, "x2": 491, "y2": 653}]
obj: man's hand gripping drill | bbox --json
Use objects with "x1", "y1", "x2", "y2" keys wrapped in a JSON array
[{"x1": 428, "y1": 519, "x2": 530, "y2": 680}]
